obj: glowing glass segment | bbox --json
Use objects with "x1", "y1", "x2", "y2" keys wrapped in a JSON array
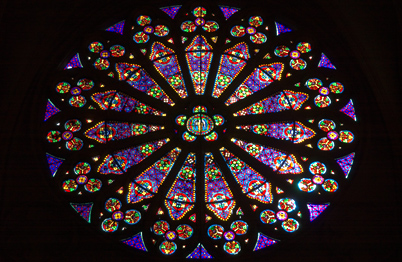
[
  {"x1": 204, "y1": 131, "x2": 218, "y2": 141},
  {"x1": 322, "y1": 179, "x2": 338, "y2": 192},
  {"x1": 212, "y1": 42, "x2": 250, "y2": 98},
  {"x1": 176, "y1": 224, "x2": 193, "y2": 240},
  {"x1": 128, "y1": 148, "x2": 181, "y2": 203},
  {"x1": 185, "y1": 35, "x2": 213, "y2": 95},
  {"x1": 193, "y1": 105, "x2": 207, "y2": 113},
  {"x1": 121, "y1": 232, "x2": 147, "y2": 251},
  {"x1": 224, "y1": 241, "x2": 241, "y2": 254},
  {"x1": 225, "y1": 63, "x2": 284, "y2": 105},
  {"x1": 186, "y1": 114, "x2": 214, "y2": 135},
  {"x1": 183, "y1": 132, "x2": 196, "y2": 142},
  {"x1": 98, "y1": 139, "x2": 169, "y2": 174},
  {"x1": 208, "y1": 224, "x2": 224, "y2": 239},
  {"x1": 282, "y1": 219, "x2": 299, "y2": 232},
  {"x1": 278, "y1": 198, "x2": 296, "y2": 212},
  {"x1": 92, "y1": 90, "x2": 165, "y2": 116},
  {"x1": 85, "y1": 122, "x2": 162, "y2": 143},
  {"x1": 307, "y1": 203, "x2": 329, "y2": 222},
  {"x1": 298, "y1": 178, "x2": 316, "y2": 192},
  {"x1": 318, "y1": 53, "x2": 336, "y2": 69},
  {"x1": 213, "y1": 115, "x2": 224, "y2": 126},
  {"x1": 339, "y1": 130, "x2": 354, "y2": 143},
  {"x1": 106, "y1": 20, "x2": 125, "y2": 35},
  {"x1": 70, "y1": 202, "x2": 93, "y2": 223},
  {"x1": 150, "y1": 42, "x2": 187, "y2": 98},
  {"x1": 187, "y1": 243, "x2": 213, "y2": 259},
  {"x1": 336, "y1": 152, "x2": 355, "y2": 178},
  {"x1": 176, "y1": 115, "x2": 187, "y2": 125},
  {"x1": 275, "y1": 22, "x2": 291, "y2": 35},
  {"x1": 340, "y1": 99, "x2": 357, "y2": 121},
  {"x1": 232, "y1": 138, "x2": 303, "y2": 174},
  {"x1": 44, "y1": 100, "x2": 60, "y2": 121},
  {"x1": 159, "y1": 241, "x2": 177, "y2": 255},
  {"x1": 46, "y1": 153, "x2": 64, "y2": 177},
  {"x1": 165, "y1": 153, "x2": 196, "y2": 220},
  {"x1": 219, "y1": 6, "x2": 239, "y2": 20},
  {"x1": 238, "y1": 121, "x2": 315, "y2": 143},
  {"x1": 64, "y1": 53, "x2": 83, "y2": 70},
  {"x1": 160, "y1": 6, "x2": 181, "y2": 19},
  {"x1": 205, "y1": 153, "x2": 235, "y2": 220},
  {"x1": 115, "y1": 63, "x2": 174, "y2": 105},
  {"x1": 233, "y1": 90, "x2": 308, "y2": 116},
  {"x1": 253, "y1": 233, "x2": 278, "y2": 251},
  {"x1": 220, "y1": 148, "x2": 273, "y2": 203}
]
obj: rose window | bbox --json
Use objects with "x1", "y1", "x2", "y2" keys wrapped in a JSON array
[{"x1": 43, "y1": 3, "x2": 358, "y2": 260}]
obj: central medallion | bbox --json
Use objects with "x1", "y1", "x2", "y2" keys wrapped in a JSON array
[
  {"x1": 175, "y1": 105, "x2": 225, "y2": 142},
  {"x1": 186, "y1": 114, "x2": 214, "y2": 136}
]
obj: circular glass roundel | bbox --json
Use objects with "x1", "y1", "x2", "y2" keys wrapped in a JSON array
[
  {"x1": 186, "y1": 114, "x2": 214, "y2": 135},
  {"x1": 43, "y1": 3, "x2": 359, "y2": 260}
]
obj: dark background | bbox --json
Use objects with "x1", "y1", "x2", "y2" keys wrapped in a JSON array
[{"x1": 0, "y1": 0, "x2": 401, "y2": 261}]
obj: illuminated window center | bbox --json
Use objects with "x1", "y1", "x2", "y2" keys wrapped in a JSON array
[{"x1": 186, "y1": 114, "x2": 214, "y2": 135}]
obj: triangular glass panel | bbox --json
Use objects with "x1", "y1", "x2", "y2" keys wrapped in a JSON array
[
  {"x1": 70, "y1": 202, "x2": 93, "y2": 223},
  {"x1": 219, "y1": 6, "x2": 239, "y2": 20},
  {"x1": 121, "y1": 232, "x2": 148, "y2": 251},
  {"x1": 44, "y1": 100, "x2": 60, "y2": 121},
  {"x1": 340, "y1": 99, "x2": 357, "y2": 121},
  {"x1": 275, "y1": 22, "x2": 291, "y2": 35},
  {"x1": 64, "y1": 53, "x2": 83, "y2": 70},
  {"x1": 106, "y1": 20, "x2": 125, "y2": 35},
  {"x1": 307, "y1": 203, "x2": 330, "y2": 221},
  {"x1": 160, "y1": 6, "x2": 181, "y2": 19},
  {"x1": 253, "y1": 233, "x2": 278, "y2": 251},
  {"x1": 318, "y1": 53, "x2": 336, "y2": 69}
]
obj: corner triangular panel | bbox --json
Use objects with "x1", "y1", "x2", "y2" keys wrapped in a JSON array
[
  {"x1": 70, "y1": 202, "x2": 93, "y2": 223},
  {"x1": 307, "y1": 203, "x2": 330, "y2": 222},
  {"x1": 64, "y1": 53, "x2": 83, "y2": 70},
  {"x1": 160, "y1": 6, "x2": 181, "y2": 19},
  {"x1": 340, "y1": 99, "x2": 357, "y2": 121},
  {"x1": 187, "y1": 243, "x2": 213, "y2": 259},
  {"x1": 121, "y1": 232, "x2": 148, "y2": 252},
  {"x1": 275, "y1": 22, "x2": 291, "y2": 36},
  {"x1": 219, "y1": 6, "x2": 239, "y2": 20},
  {"x1": 46, "y1": 153, "x2": 64, "y2": 177},
  {"x1": 318, "y1": 53, "x2": 336, "y2": 69},
  {"x1": 44, "y1": 99, "x2": 60, "y2": 121},
  {"x1": 253, "y1": 233, "x2": 278, "y2": 251},
  {"x1": 336, "y1": 152, "x2": 355, "y2": 178},
  {"x1": 106, "y1": 20, "x2": 125, "y2": 35}
]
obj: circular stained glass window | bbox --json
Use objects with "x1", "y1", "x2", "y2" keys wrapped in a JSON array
[{"x1": 43, "y1": 3, "x2": 358, "y2": 260}]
